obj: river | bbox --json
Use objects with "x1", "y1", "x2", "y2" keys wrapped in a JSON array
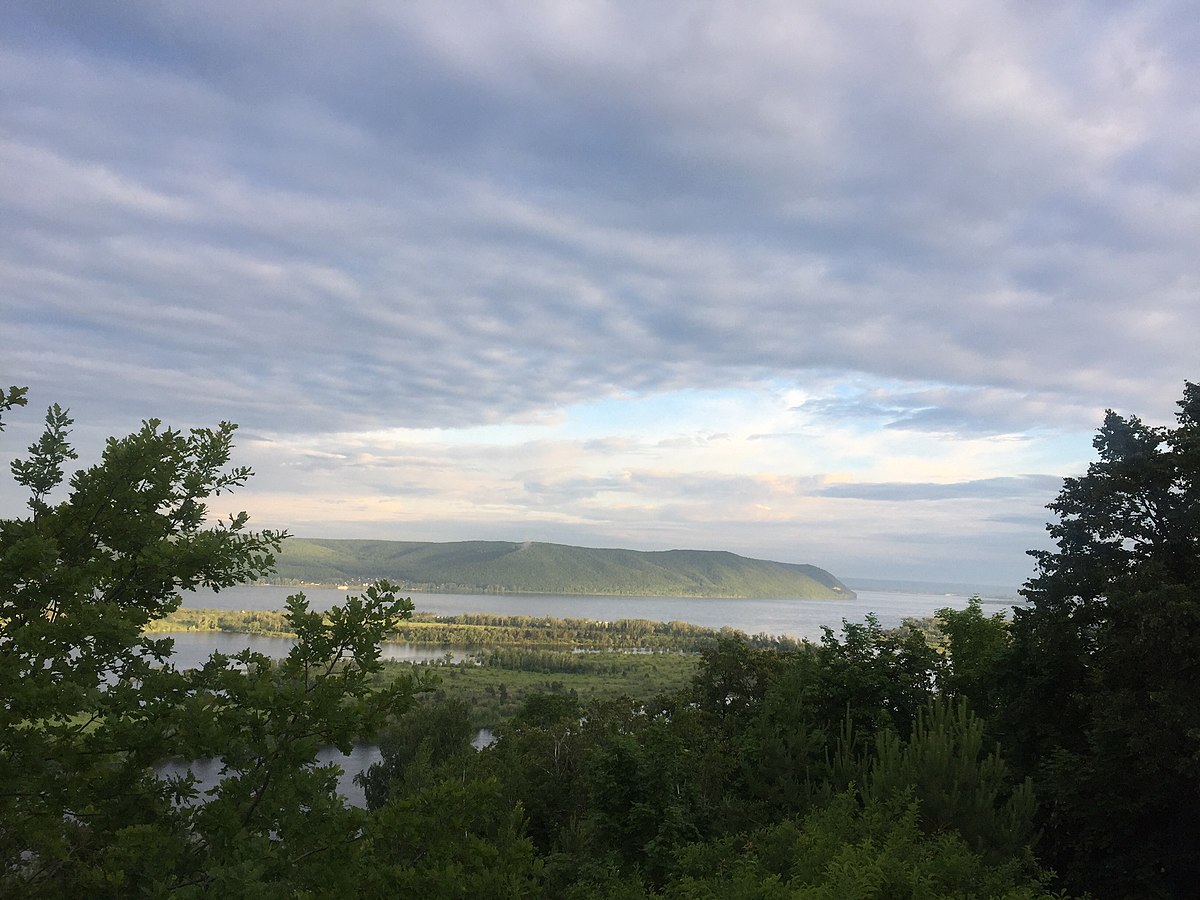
[{"x1": 178, "y1": 584, "x2": 1017, "y2": 642}]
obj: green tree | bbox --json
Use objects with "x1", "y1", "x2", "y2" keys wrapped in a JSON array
[
  {"x1": 357, "y1": 775, "x2": 544, "y2": 897},
  {"x1": 0, "y1": 393, "x2": 417, "y2": 895},
  {"x1": 691, "y1": 635, "x2": 784, "y2": 724},
  {"x1": 488, "y1": 692, "x2": 592, "y2": 852},
  {"x1": 358, "y1": 697, "x2": 475, "y2": 809},
  {"x1": 1004, "y1": 381, "x2": 1200, "y2": 898},
  {"x1": 811, "y1": 615, "x2": 944, "y2": 741},
  {"x1": 848, "y1": 700, "x2": 1037, "y2": 864},
  {"x1": 934, "y1": 596, "x2": 1010, "y2": 721},
  {"x1": 732, "y1": 617, "x2": 945, "y2": 819},
  {"x1": 575, "y1": 700, "x2": 722, "y2": 886},
  {"x1": 667, "y1": 790, "x2": 1057, "y2": 900}
]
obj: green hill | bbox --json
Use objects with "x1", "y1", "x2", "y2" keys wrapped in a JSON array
[{"x1": 271, "y1": 538, "x2": 854, "y2": 600}]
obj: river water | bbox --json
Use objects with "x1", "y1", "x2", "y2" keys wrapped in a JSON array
[{"x1": 178, "y1": 584, "x2": 1017, "y2": 643}]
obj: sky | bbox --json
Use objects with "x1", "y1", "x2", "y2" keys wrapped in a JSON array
[{"x1": 2, "y1": 1, "x2": 1197, "y2": 588}]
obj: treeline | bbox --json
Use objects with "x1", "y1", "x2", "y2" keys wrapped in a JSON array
[
  {"x1": 393, "y1": 613, "x2": 798, "y2": 651},
  {"x1": 144, "y1": 607, "x2": 295, "y2": 637},
  {"x1": 475, "y1": 647, "x2": 632, "y2": 675},
  {"x1": 148, "y1": 607, "x2": 802, "y2": 653},
  {"x1": 469, "y1": 645, "x2": 703, "y2": 677}
]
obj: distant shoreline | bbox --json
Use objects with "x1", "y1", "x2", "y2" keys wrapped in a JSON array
[{"x1": 259, "y1": 578, "x2": 1022, "y2": 602}]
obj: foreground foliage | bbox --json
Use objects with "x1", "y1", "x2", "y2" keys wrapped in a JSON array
[{"x1": 0, "y1": 391, "x2": 420, "y2": 894}]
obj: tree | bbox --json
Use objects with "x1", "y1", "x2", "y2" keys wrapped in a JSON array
[
  {"x1": 667, "y1": 789, "x2": 1057, "y2": 900},
  {"x1": 1003, "y1": 381, "x2": 1200, "y2": 898},
  {"x1": 1028, "y1": 382, "x2": 1200, "y2": 603},
  {"x1": 0, "y1": 392, "x2": 417, "y2": 894},
  {"x1": 691, "y1": 635, "x2": 783, "y2": 724},
  {"x1": 358, "y1": 697, "x2": 475, "y2": 810},
  {"x1": 934, "y1": 597, "x2": 1011, "y2": 722},
  {"x1": 810, "y1": 614, "x2": 944, "y2": 741}
]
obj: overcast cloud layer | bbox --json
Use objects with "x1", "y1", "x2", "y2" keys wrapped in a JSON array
[{"x1": 2, "y1": 2, "x2": 1197, "y2": 587}]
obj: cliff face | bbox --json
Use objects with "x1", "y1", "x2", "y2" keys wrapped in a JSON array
[{"x1": 272, "y1": 538, "x2": 855, "y2": 600}]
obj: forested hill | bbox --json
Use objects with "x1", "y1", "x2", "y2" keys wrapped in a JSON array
[{"x1": 272, "y1": 538, "x2": 854, "y2": 599}]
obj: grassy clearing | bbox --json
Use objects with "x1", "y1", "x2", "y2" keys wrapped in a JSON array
[{"x1": 377, "y1": 652, "x2": 701, "y2": 729}]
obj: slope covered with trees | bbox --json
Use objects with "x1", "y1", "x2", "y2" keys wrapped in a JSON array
[{"x1": 273, "y1": 537, "x2": 854, "y2": 599}]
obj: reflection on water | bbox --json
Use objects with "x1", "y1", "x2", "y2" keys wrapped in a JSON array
[
  {"x1": 159, "y1": 744, "x2": 381, "y2": 808},
  {"x1": 160, "y1": 728, "x2": 495, "y2": 809},
  {"x1": 161, "y1": 632, "x2": 468, "y2": 670}
]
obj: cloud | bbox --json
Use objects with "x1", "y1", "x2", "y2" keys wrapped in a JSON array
[
  {"x1": 1, "y1": 1, "x2": 1194, "y2": 583},
  {"x1": 816, "y1": 474, "x2": 1063, "y2": 502},
  {"x1": 5, "y1": 3, "x2": 1197, "y2": 428},
  {"x1": 798, "y1": 385, "x2": 1101, "y2": 436}
]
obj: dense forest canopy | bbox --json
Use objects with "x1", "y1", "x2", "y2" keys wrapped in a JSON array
[{"x1": 1, "y1": 381, "x2": 1197, "y2": 898}]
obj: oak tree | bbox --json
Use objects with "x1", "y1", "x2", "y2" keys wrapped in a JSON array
[{"x1": 0, "y1": 390, "x2": 415, "y2": 895}]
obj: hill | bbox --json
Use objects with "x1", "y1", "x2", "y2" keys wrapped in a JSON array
[{"x1": 272, "y1": 538, "x2": 854, "y2": 600}]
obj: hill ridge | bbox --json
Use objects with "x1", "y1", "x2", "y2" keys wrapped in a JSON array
[{"x1": 272, "y1": 538, "x2": 854, "y2": 600}]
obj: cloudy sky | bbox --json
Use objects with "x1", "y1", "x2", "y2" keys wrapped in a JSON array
[{"x1": 2, "y1": 1, "x2": 1197, "y2": 587}]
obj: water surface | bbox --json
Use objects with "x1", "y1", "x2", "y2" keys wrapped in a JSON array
[
  {"x1": 180, "y1": 584, "x2": 1014, "y2": 643},
  {"x1": 161, "y1": 631, "x2": 466, "y2": 670}
]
